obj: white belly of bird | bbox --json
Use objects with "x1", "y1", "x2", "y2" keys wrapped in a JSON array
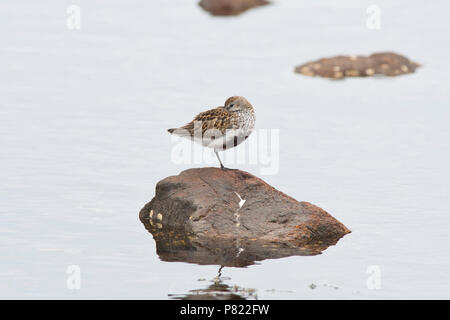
[
  {"x1": 202, "y1": 128, "x2": 252, "y2": 151},
  {"x1": 192, "y1": 110, "x2": 255, "y2": 151}
]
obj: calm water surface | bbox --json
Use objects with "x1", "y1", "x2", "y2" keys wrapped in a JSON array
[{"x1": 1, "y1": 0, "x2": 449, "y2": 299}]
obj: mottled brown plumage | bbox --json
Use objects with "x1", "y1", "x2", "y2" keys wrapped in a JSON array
[
  {"x1": 176, "y1": 107, "x2": 238, "y2": 136},
  {"x1": 168, "y1": 96, "x2": 254, "y2": 137},
  {"x1": 167, "y1": 96, "x2": 256, "y2": 169}
]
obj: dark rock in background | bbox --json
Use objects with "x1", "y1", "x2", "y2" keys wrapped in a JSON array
[
  {"x1": 139, "y1": 168, "x2": 350, "y2": 254},
  {"x1": 295, "y1": 52, "x2": 421, "y2": 79},
  {"x1": 199, "y1": 0, "x2": 270, "y2": 16}
]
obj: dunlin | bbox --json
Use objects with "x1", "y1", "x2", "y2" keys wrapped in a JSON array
[{"x1": 168, "y1": 96, "x2": 256, "y2": 169}]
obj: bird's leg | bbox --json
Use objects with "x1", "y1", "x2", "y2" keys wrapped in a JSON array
[{"x1": 214, "y1": 151, "x2": 226, "y2": 170}]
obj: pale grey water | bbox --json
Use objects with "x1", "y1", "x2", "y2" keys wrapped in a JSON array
[{"x1": 1, "y1": 0, "x2": 449, "y2": 299}]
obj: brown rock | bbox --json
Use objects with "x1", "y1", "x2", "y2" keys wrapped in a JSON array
[
  {"x1": 295, "y1": 52, "x2": 421, "y2": 79},
  {"x1": 199, "y1": 0, "x2": 270, "y2": 16},
  {"x1": 139, "y1": 168, "x2": 350, "y2": 254}
]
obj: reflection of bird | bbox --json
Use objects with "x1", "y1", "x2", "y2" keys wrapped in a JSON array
[
  {"x1": 169, "y1": 265, "x2": 255, "y2": 300},
  {"x1": 168, "y1": 96, "x2": 256, "y2": 169},
  {"x1": 214, "y1": 265, "x2": 224, "y2": 284}
]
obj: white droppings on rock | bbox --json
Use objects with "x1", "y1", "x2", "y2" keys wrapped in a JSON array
[
  {"x1": 233, "y1": 192, "x2": 246, "y2": 230},
  {"x1": 234, "y1": 192, "x2": 246, "y2": 208}
]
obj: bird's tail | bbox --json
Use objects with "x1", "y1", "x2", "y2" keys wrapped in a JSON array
[{"x1": 167, "y1": 127, "x2": 191, "y2": 137}]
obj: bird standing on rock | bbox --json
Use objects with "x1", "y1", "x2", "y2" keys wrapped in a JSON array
[{"x1": 168, "y1": 96, "x2": 256, "y2": 169}]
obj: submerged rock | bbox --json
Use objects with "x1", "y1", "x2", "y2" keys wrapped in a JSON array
[
  {"x1": 295, "y1": 52, "x2": 421, "y2": 79},
  {"x1": 198, "y1": 0, "x2": 270, "y2": 16},
  {"x1": 139, "y1": 168, "x2": 350, "y2": 254}
]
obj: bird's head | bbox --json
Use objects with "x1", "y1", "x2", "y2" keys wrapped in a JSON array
[{"x1": 224, "y1": 96, "x2": 253, "y2": 113}]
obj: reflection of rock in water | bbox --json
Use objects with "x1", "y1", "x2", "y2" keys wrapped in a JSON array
[
  {"x1": 141, "y1": 219, "x2": 334, "y2": 267},
  {"x1": 169, "y1": 266, "x2": 257, "y2": 300}
]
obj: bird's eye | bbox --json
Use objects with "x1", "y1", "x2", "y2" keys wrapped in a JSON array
[{"x1": 229, "y1": 104, "x2": 234, "y2": 108}]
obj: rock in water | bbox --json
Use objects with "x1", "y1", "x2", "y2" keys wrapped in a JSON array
[
  {"x1": 139, "y1": 168, "x2": 350, "y2": 247},
  {"x1": 198, "y1": 0, "x2": 270, "y2": 16},
  {"x1": 295, "y1": 52, "x2": 421, "y2": 79}
]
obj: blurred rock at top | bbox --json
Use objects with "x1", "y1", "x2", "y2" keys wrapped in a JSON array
[
  {"x1": 295, "y1": 52, "x2": 421, "y2": 79},
  {"x1": 199, "y1": 0, "x2": 270, "y2": 16}
]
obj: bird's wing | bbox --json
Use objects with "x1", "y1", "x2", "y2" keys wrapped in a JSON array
[{"x1": 181, "y1": 107, "x2": 236, "y2": 136}]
